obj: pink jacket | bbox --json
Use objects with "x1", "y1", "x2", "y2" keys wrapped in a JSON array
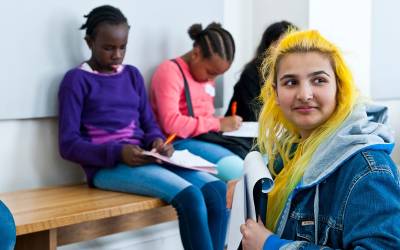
[{"x1": 150, "y1": 57, "x2": 220, "y2": 138}]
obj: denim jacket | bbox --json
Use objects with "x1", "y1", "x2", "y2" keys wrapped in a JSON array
[{"x1": 265, "y1": 103, "x2": 400, "y2": 249}]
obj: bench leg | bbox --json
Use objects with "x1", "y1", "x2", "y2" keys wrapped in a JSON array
[{"x1": 15, "y1": 229, "x2": 57, "y2": 250}]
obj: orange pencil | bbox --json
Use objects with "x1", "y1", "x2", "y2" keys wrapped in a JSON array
[
  {"x1": 164, "y1": 133, "x2": 177, "y2": 146},
  {"x1": 231, "y1": 101, "x2": 237, "y2": 116}
]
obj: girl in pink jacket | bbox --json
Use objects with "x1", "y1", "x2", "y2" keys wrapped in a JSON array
[{"x1": 151, "y1": 23, "x2": 243, "y2": 181}]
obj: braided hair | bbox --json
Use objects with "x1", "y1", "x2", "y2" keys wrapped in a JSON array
[
  {"x1": 80, "y1": 5, "x2": 129, "y2": 38},
  {"x1": 188, "y1": 22, "x2": 235, "y2": 62}
]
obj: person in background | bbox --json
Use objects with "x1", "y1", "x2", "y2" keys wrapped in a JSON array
[
  {"x1": 225, "y1": 21, "x2": 298, "y2": 121},
  {"x1": 58, "y1": 6, "x2": 228, "y2": 250},
  {"x1": 0, "y1": 201, "x2": 16, "y2": 250},
  {"x1": 239, "y1": 30, "x2": 400, "y2": 249},
  {"x1": 151, "y1": 23, "x2": 243, "y2": 181}
]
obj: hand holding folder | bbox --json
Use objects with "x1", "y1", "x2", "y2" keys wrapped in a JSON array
[{"x1": 226, "y1": 151, "x2": 274, "y2": 250}]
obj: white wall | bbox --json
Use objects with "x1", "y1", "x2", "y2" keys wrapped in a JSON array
[
  {"x1": 370, "y1": 0, "x2": 400, "y2": 163},
  {"x1": 0, "y1": 118, "x2": 84, "y2": 192},
  {"x1": 0, "y1": 0, "x2": 223, "y2": 120},
  {"x1": 253, "y1": 0, "x2": 310, "y2": 47},
  {"x1": 1, "y1": 1, "x2": 399, "y2": 249},
  {"x1": 309, "y1": 0, "x2": 372, "y2": 97},
  {"x1": 219, "y1": 0, "x2": 253, "y2": 114},
  {"x1": 371, "y1": 0, "x2": 400, "y2": 100}
]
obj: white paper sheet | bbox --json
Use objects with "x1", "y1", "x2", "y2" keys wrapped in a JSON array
[
  {"x1": 222, "y1": 122, "x2": 259, "y2": 138},
  {"x1": 227, "y1": 151, "x2": 274, "y2": 250},
  {"x1": 142, "y1": 149, "x2": 217, "y2": 174}
]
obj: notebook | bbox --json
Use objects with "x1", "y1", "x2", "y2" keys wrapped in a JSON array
[
  {"x1": 142, "y1": 149, "x2": 217, "y2": 174},
  {"x1": 222, "y1": 122, "x2": 258, "y2": 138}
]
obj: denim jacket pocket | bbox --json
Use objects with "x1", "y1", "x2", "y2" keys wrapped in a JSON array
[{"x1": 293, "y1": 213, "x2": 332, "y2": 246}]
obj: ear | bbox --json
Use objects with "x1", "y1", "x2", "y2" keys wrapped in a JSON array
[
  {"x1": 84, "y1": 35, "x2": 93, "y2": 49},
  {"x1": 191, "y1": 46, "x2": 202, "y2": 62}
]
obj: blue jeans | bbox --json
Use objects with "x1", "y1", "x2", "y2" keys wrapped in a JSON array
[
  {"x1": 0, "y1": 201, "x2": 16, "y2": 250},
  {"x1": 174, "y1": 139, "x2": 243, "y2": 181},
  {"x1": 93, "y1": 163, "x2": 228, "y2": 250}
]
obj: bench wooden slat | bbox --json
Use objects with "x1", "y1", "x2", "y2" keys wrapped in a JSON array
[{"x1": 0, "y1": 184, "x2": 172, "y2": 235}]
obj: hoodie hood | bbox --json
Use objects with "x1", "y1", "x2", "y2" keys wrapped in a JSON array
[{"x1": 301, "y1": 102, "x2": 394, "y2": 188}]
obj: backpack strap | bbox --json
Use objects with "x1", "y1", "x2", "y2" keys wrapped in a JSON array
[{"x1": 171, "y1": 59, "x2": 195, "y2": 117}]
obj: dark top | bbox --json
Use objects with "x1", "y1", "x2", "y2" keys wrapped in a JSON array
[{"x1": 225, "y1": 62, "x2": 263, "y2": 121}]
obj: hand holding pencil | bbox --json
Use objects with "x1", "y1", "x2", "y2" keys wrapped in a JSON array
[
  {"x1": 219, "y1": 101, "x2": 242, "y2": 132},
  {"x1": 151, "y1": 135, "x2": 175, "y2": 157}
]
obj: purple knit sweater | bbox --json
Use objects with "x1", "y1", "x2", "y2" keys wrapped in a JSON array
[{"x1": 58, "y1": 65, "x2": 165, "y2": 186}]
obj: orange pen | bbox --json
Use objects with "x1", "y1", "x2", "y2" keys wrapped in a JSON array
[
  {"x1": 163, "y1": 133, "x2": 177, "y2": 146},
  {"x1": 231, "y1": 101, "x2": 237, "y2": 116}
]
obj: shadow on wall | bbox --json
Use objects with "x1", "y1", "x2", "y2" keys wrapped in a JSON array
[
  {"x1": 37, "y1": 14, "x2": 87, "y2": 118},
  {"x1": 1, "y1": 118, "x2": 84, "y2": 192},
  {"x1": 31, "y1": 118, "x2": 85, "y2": 187}
]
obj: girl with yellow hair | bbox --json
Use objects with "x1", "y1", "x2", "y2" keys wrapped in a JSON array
[{"x1": 239, "y1": 30, "x2": 400, "y2": 249}]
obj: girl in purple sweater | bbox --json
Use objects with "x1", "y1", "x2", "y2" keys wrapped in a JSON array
[{"x1": 58, "y1": 5, "x2": 228, "y2": 250}]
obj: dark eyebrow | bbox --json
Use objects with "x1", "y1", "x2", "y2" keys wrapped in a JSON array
[
  {"x1": 308, "y1": 71, "x2": 331, "y2": 78},
  {"x1": 279, "y1": 74, "x2": 296, "y2": 81},
  {"x1": 279, "y1": 71, "x2": 331, "y2": 81}
]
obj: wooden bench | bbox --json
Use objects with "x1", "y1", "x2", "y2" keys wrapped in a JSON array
[{"x1": 0, "y1": 184, "x2": 177, "y2": 250}]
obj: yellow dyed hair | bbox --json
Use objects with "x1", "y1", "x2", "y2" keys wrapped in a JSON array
[{"x1": 257, "y1": 30, "x2": 359, "y2": 231}]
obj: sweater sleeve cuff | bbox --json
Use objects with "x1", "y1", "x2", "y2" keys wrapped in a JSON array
[
  {"x1": 263, "y1": 234, "x2": 292, "y2": 250},
  {"x1": 144, "y1": 134, "x2": 166, "y2": 149},
  {"x1": 213, "y1": 117, "x2": 221, "y2": 132}
]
